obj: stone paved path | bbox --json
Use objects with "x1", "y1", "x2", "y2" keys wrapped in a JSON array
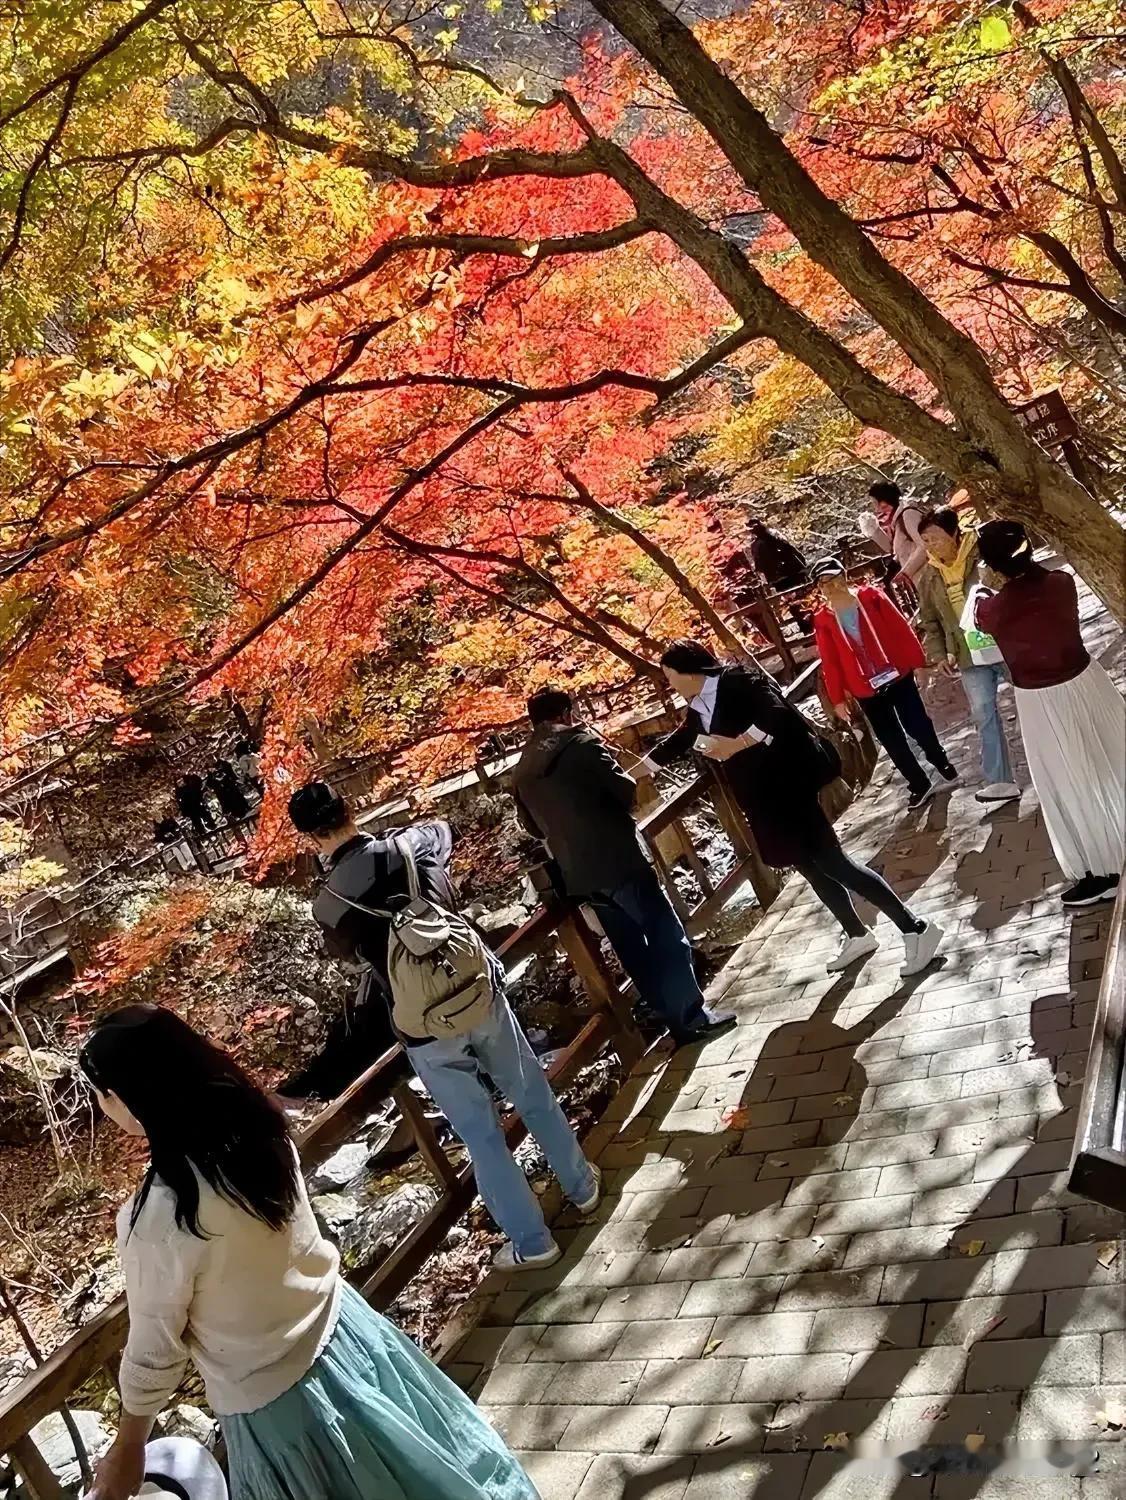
[{"x1": 446, "y1": 603, "x2": 1126, "y2": 1499}]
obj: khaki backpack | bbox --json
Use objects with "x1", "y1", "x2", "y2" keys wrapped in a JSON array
[{"x1": 330, "y1": 836, "x2": 498, "y2": 1041}]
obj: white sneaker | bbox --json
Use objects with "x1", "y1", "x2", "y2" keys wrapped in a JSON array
[
  {"x1": 827, "y1": 930, "x2": 880, "y2": 972},
  {"x1": 975, "y1": 782, "x2": 1021, "y2": 804},
  {"x1": 573, "y1": 1164, "x2": 603, "y2": 1216},
  {"x1": 492, "y1": 1239, "x2": 563, "y2": 1272},
  {"x1": 901, "y1": 921, "x2": 943, "y2": 976}
]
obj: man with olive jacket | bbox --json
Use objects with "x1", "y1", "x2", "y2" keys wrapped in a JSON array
[
  {"x1": 917, "y1": 507, "x2": 1020, "y2": 805},
  {"x1": 512, "y1": 687, "x2": 735, "y2": 1046}
]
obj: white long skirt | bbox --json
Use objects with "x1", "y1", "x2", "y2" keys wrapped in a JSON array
[{"x1": 1014, "y1": 660, "x2": 1126, "y2": 881}]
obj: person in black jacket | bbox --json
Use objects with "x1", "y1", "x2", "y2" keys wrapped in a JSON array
[
  {"x1": 647, "y1": 641, "x2": 943, "y2": 977},
  {"x1": 513, "y1": 688, "x2": 735, "y2": 1046},
  {"x1": 747, "y1": 519, "x2": 809, "y2": 591},
  {"x1": 288, "y1": 781, "x2": 600, "y2": 1273},
  {"x1": 174, "y1": 773, "x2": 217, "y2": 841}
]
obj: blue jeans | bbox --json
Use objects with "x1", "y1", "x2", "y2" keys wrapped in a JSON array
[
  {"x1": 961, "y1": 663, "x2": 1013, "y2": 785},
  {"x1": 407, "y1": 997, "x2": 595, "y2": 1258},
  {"x1": 588, "y1": 866, "x2": 707, "y2": 1039}
]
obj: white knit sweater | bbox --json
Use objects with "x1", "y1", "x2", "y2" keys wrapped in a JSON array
[{"x1": 118, "y1": 1169, "x2": 341, "y2": 1418}]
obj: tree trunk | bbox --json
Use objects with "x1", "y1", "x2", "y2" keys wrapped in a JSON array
[{"x1": 584, "y1": 0, "x2": 1126, "y2": 618}]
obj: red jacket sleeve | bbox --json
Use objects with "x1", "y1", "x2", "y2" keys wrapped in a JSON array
[
  {"x1": 814, "y1": 611, "x2": 847, "y2": 705},
  {"x1": 861, "y1": 587, "x2": 925, "y2": 673}
]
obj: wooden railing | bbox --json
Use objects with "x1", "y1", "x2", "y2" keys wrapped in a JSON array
[
  {"x1": 1069, "y1": 869, "x2": 1126, "y2": 1212},
  {"x1": 0, "y1": 666, "x2": 875, "y2": 1495}
]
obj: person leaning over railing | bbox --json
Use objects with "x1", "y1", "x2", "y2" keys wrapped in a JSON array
[
  {"x1": 644, "y1": 640, "x2": 944, "y2": 979},
  {"x1": 79, "y1": 1005, "x2": 543, "y2": 1500}
]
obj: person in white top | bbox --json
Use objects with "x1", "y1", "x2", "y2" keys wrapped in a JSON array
[{"x1": 81, "y1": 1005, "x2": 541, "y2": 1500}]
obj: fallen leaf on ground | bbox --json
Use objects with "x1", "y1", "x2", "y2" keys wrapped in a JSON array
[
  {"x1": 722, "y1": 1106, "x2": 751, "y2": 1130},
  {"x1": 921, "y1": 1405, "x2": 948, "y2": 1422},
  {"x1": 1096, "y1": 1241, "x2": 1120, "y2": 1269},
  {"x1": 834, "y1": 1095, "x2": 854, "y2": 1107},
  {"x1": 962, "y1": 1315, "x2": 1006, "y2": 1351},
  {"x1": 765, "y1": 1408, "x2": 797, "y2": 1431},
  {"x1": 1097, "y1": 1399, "x2": 1126, "y2": 1430},
  {"x1": 1057, "y1": 1070, "x2": 1072, "y2": 1087},
  {"x1": 707, "y1": 1431, "x2": 731, "y2": 1448},
  {"x1": 823, "y1": 1432, "x2": 850, "y2": 1450},
  {"x1": 811, "y1": 1235, "x2": 826, "y2": 1251},
  {"x1": 964, "y1": 1434, "x2": 986, "y2": 1453},
  {"x1": 958, "y1": 1239, "x2": 986, "y2": 1257},
  {"x1": 704, "y1": 1338, "x2": 724, "y2": 1356},
  {"x1": 767, "y1": 1157, "x2": 789, "y2": 1168}
]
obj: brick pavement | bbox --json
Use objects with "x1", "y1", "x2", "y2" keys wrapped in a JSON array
[{"x1": 445, "y1": 626, "x2": 1126, "y2": 1499}]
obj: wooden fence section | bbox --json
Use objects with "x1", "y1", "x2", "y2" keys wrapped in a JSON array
[
  {"x1": 1069, "y1": 870, "x2": 1126, "y2": 1213},
  {"x1": 0, "y1": 673, "x2": 876, "y2": 1495}
]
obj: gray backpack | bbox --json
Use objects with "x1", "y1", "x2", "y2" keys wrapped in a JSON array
[{"x1": 332, "y1": 836, "x2": 498, "y2": 1041}]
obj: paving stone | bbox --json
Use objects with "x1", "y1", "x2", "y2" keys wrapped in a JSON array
[
  {"x1": 1104, "y1": 1330, "x2": 1125, "y2": 1382},
  {"x1": 657, "y1": 1244, "x2": 754, "y2": 1283},
  {"x1": 842, "y1": 1130, "x2": 939, "y2": 1169},
  {"x1": 843, "y1": 1346, "x2": 967, "y2": 1397},
  {"x1": 934, "y1": 1476, "x2": 1081, "y2": 1498},
  {"x1": 456, "y1": 1323, "x2": 545, "y2": 1365},
  {"x1": 720, "y1": 1205, "x2": 817, "y2": 1242},
  {"x1": 991, "y1": 1242, "x2": 1118, "y2": 1293},
  {"x1": 966, "y1": 1334, "x2": 1101, "y2": 1391},
  {"x1": 1045, "y1": 1286, "x2": 1126, "y2": 1335},
  {"x1": 784, "y1": 1167, "x2": 883, "y2": 1206},
  {"x1": 809, "y1": 1303, "x2": 925, "y2": 1352},
  {"x1": 761, "y1": 1396, "x2": 891, "y2": 1451},
  {"x1": 593, "y1": 1282, "x2": 692, "y2": 1323},
  {"x1": 776, "y1": 1267, "x2": 885, "y2": 1310},
  {"x1": 700, "y1": 1177, "x2": 788, "y2": 1220},
  {"x1": 843, "y1": 1224, "x2": 963, "y2": 1269},
  {"x1": 812, "y1": 1194, "x2": 916, "y2": 1234},
  {"x1": 885, "y1": 1391, "x2": 1020, "y2": 1444},
  {"x1": 636, "y1": 1358, "x2": 743, "y2": 1406},
  {"x1": 910, "y1": 1178, "x2": 1015, "y2": 1225},
  {"x1": 559, "y1": 1403, "x2": 669, "y2": 1454},
  {"x1": 707, "y1": 1310, "x2": 815, "y2": 1356},
  {"x1": 656, "y1": 1403, "x2": 772, "y2": 1454},
  {"x1": 611, "y1": 1318, "x2": 716, "y2": 1362},
  {"x1": 877, "y1": 1153, "x2": 977, "y2": 1197},
  {"x1": 733, "y1": 1352, "x2": 852, "y2": 1402},
  {"x1": 758, "y1": 1144, "x2": 848, "y2": 1179},
  {"x1": 679, "y1": 1276, "x2": 783, "y2": 1319},
  {"x1": 874, "y1": 1074, "x2": 962, "y2": 1111},
  {"x1": 1015, "y1": 1384, "x2": 1126, "y2": 1440},
  {"x1": 737, "y1": 1121, "x2": 821, "y2": 1154},
  {"x1": 611, "y1": 1188, "x2": 709, "y2": 1222},
  {"x1": 477, "y1": 1360, "x2": 562, "y2": 1406},
  {"x1": 800, "y1": 1452, "x2": 936, "y2": 1499},
  {"x1": 528, "y1": 1324, "x2": 627, "y2": 1363},
  {"x1": 511, "y1": 1449, "x2": 594, "y2": 1499},
  {"x1": 922, "y1": 1293, "x2": 1044, "y2": 1346},
  {"x1": 517, "y1": 1288, "x2": 606, "y2": 1325},
  {"x1": 747, "y1": 1235, "x2": 848, "y2": 1277},
  {"x1": 683, "y1": 1452, "x2": 812, "y2": 1498},
  {"x1": 574, "y1": 1453, "x2": 694, "y2": 1500},
  {"x1": 486, "y1": 1403, "x2": 576, "y2": 1449}
]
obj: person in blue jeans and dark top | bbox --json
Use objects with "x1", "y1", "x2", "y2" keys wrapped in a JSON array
[
  {"x1": 288, "y1": 781, "x2": 600, "y2": 1272},
  {"x1": 917, "y1": 507, "x2": 1021, "y2": 805},
  {"x1": 512, "y1": 687, "x2": 737, "y2": 1047}
]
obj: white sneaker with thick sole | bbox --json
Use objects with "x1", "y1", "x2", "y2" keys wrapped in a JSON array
[
  {"x1": 827, "y1": 930, "x2": 880, "y2": 972},
  {"x1": 573, "y1": 1164, "x2": 603, "y2": 1216},
  {"x1": 901, "y1": 920, "x2": 944, "y2": 976},
  {"x1": 975, "y1": 782, "x2": 1021, "y2": 804},
  {"x1": 492, "y1": 1239, "x2": 563, "y2": 1272}
]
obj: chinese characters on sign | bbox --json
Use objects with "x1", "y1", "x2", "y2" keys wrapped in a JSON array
[{"x1": 1015, "y1": 389, "x2": 1079, "y2": 450}]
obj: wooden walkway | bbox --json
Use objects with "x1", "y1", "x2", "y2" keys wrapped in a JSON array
[{"x1": 445, "y1": 651, "x2": 1126, "y2": 1498}]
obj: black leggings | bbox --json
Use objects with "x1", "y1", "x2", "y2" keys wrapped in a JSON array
[
  {"x1": 796, "y1": 831, "x2": 922, "y2": 938},
  {"x1": 860, "y1": 672, "x2": 952, "y2": 795}
]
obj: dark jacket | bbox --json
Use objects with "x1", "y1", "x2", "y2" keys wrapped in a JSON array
[
  {"x1": 750, "y1": 529, "x2": 808, "y2": 590},
  {"x1": 649, "y1": 666, "x2": 832, "y2": 869},
  {"x1": 312, "y1": 822, "x2": 457, "y2": 996},
  {"x1": 513, "y1": 725, "x2": 650, "y2": 898}
]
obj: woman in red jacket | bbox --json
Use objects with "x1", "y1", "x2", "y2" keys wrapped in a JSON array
[{"x1": 813, "y1": 559, "x2": 958, "y2": 810}]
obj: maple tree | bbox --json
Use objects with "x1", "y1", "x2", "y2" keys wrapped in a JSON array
[{"x1": 0, "y1": 0, "x2": 1122, "y2": 835}]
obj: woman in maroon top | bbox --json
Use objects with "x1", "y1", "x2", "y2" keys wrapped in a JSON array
[{"x1": 976, "y1": 521, "x2": 1125, "y2": 907}]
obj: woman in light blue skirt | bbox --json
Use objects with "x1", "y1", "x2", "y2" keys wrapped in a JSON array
[{"x1": 80, "y1": 1005, "x2": 539, "y2": 1500}]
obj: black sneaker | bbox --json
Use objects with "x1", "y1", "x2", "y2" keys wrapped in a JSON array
[
  {"x1": 907, "y1": 784, "x2": 936, "y2": 811},
  {"x1": 935, "y1": 763, "x2": 961, "y2": 785},
  {"x1": 1061, "y1": 873, "x2": 1120, "y2": 907}
]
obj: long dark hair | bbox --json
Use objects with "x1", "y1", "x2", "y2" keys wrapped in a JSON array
[
  {"x1": 659, "y1": 639, "x2": 724, "y2": 675},
  {"x1": 978, "y1": 519, "x2": 1035, "y2": 579},
  {"x1": 79, "y1": 1005, "x2": 299, "y2": 1238}
]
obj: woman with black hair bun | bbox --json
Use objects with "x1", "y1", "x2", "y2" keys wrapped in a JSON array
[
  {"x1": 647, "y1": 641, "x2": 943, "y2": 978},
  {"x1": 81, "y1": 1005, "x2": 541, "y2": 1500},
  {"x1": 975, "y1": 520, "x2": 1125, "y2": 908}
]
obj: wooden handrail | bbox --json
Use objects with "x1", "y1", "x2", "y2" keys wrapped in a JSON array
[{"x1": 1068, "y1": 867, "x2": 1126, "y2": 1212}]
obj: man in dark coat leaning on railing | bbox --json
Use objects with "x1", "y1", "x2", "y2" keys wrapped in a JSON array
[{"x1": 512, "y1": 686, "x2": 736, "y2": 1048}]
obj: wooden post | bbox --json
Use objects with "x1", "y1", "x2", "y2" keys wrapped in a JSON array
[
  {"x1": 555, "y1": 910, "x2": 643, "y2": 1072},
  {"x1": 392, "y1": 1083, "x2": 458, "y2": 1190},
  {"x1": 707, "y1": 773, "x2": 781, "y2": 910},
  {"x1": 10, "y1": 1436, "x2": 67, "y2": 1500},
  {"x1": 750, "y1": 597, "x2": 796, "y2": 682}
]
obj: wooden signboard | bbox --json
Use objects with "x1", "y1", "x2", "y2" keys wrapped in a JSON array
[{"x1": 1015, "y1": 388, "x2": 1079, "y2": 449}]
